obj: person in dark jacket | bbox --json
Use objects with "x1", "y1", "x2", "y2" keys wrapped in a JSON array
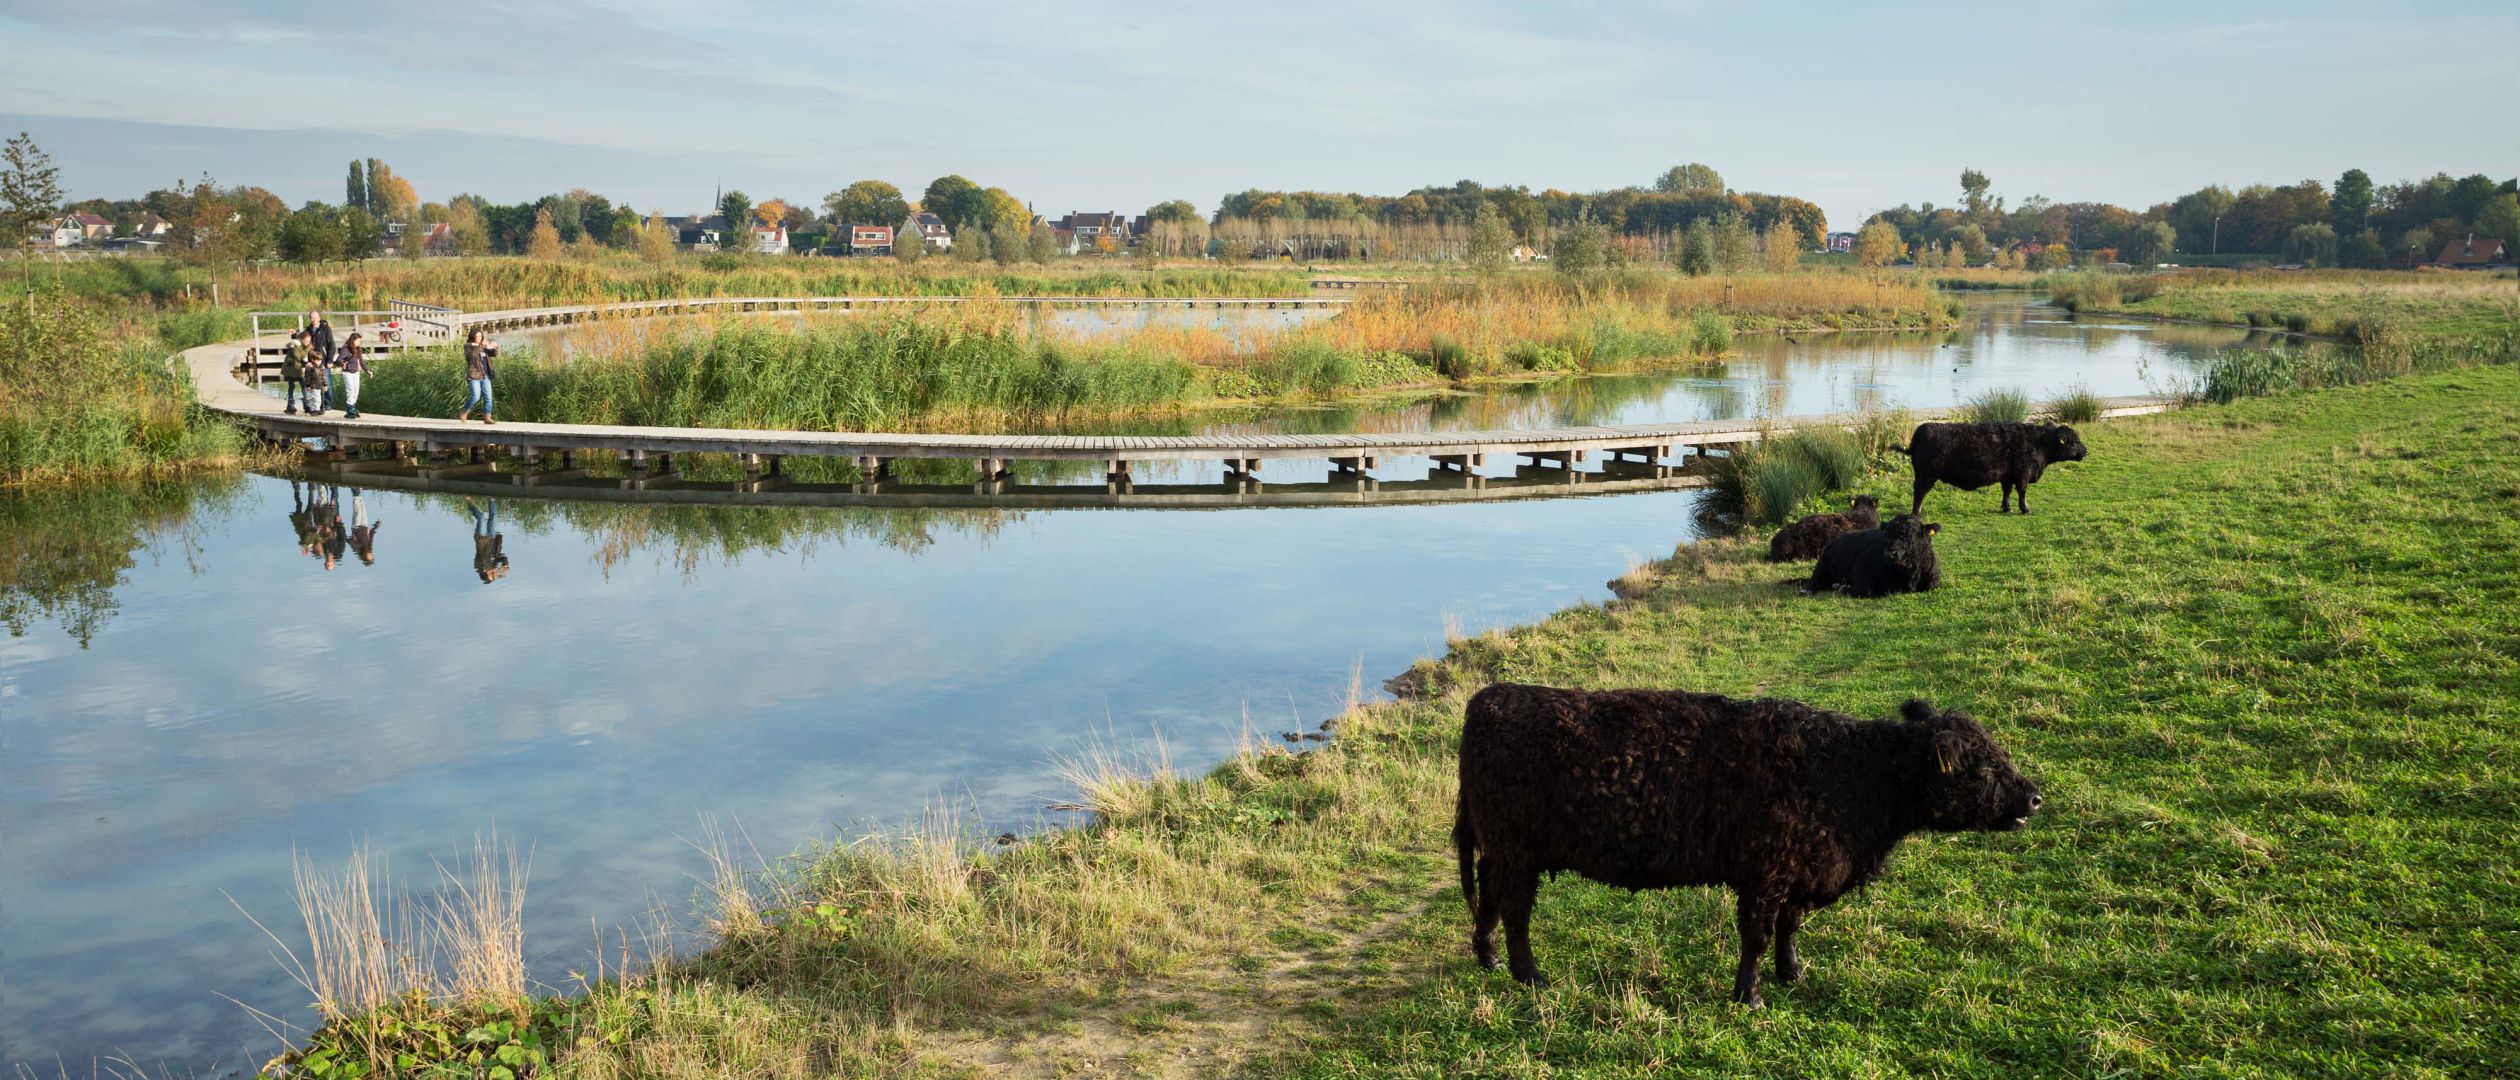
[
  {"x1": 280, "y1": 330, "x2": 312, "y2": 414},
  {"x1": 305, "y1": 312, "x2": 337, "y2": 413},
  {"x1": 349, "y1": 490, "x2": 380, "y2": 566},
  {"x1": 334, "y1": 331, "x2": 367, "y2": 419},
  {"x1": 459, "y1": 328, "x2": 497, "y2": 424}
]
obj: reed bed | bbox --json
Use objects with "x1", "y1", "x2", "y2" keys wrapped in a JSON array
[{"x1": 1, "y1": 289, "x2": 248, "y2": 483}]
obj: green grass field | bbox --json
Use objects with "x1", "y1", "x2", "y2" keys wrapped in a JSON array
[{"x1": 272, "y1": 365, "x2": 2517, "y2": 1078}]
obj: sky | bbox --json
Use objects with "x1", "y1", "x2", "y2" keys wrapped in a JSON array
[{"x1": 1, "y1": 0, "x2": 2513, "y2": 232}]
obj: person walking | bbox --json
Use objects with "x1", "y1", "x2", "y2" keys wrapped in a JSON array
[
  {"x1": 335, "y1": 331, "x2": 368, "y2": 419},
  {"x1": 280, "y1": 330, "x2": 311, "y2": 414},
  {"x1": 459, "y1": 328, "x2": 497, "y2": 424},
  {"x1": 305, "y1": 311, "x2": 337, "y2": 413}
]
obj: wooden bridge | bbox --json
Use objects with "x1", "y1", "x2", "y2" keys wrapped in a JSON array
[{"x1": 184, "y1": 297, "x2": 2172, "y2": 499}]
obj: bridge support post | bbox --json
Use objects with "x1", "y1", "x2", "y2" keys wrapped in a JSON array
[
  {"x1": 766, "y1": 455, "x2": 782, "y2": 477},
  {"x1": 1223, "y1": 457, "x2": 1260, "y2": 480},
  {"x1": 856, "y1": 455, "x2": 890, "y2": 480},
  {"x1": 1329, "y1": 455, "x2": 1378, "y2": 477},
  {"x1": 975, "y1": 458, "x2": 1007, "y2": 481},
  {"x1": 1431, "y1": 452, "x2": 1484, "y2": 472},
  {"x1": 1106, "y1": 458, "x2": 1132, "y2": 482}
]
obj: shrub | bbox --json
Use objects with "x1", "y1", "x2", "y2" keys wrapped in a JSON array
[
  {"x1": 2047, "y1": 386, "x2": 2103, "y2": 424},
  {"x1": 1770, "y1": 428, "x2": 1866, "y2": 490},
  {"x1": 1428, "y1": 334, "x2": 1473, "y2": 380},
  {"x1": 1689, "y1": 309, "x2": 1733, "y2": 355},
  {"x1": 1962, "y1": 388, "x2": 2032, "y2": 424}
]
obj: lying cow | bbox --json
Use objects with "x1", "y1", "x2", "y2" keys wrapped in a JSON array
[
  {"x1": 1455, "y1": 685, "x2": 2040, "y2": 1005},
  {"x1": 1809, "y1": 513, "x2": 1940, "y2": 598},
  {"x1": 1897, "y1": 421, "x2": 2087, "y2": 514},
  {"x1": 1766, "y1": 494, "x2": 1880, "y2": 562}
]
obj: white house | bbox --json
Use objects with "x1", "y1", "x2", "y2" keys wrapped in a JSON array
[
  {"x1": 902, "y1": 211, "x2": 951, "y2": 250},
  {"x1": 750, "y1": 223, "x2": 789, "y2": 255}
]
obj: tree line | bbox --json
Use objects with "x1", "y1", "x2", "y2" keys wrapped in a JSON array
[{"x1": 1865, "y1": 167, "x2": 2520, "y2": 269}]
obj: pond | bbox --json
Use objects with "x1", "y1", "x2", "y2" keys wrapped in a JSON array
[{"x1": 0, "y1": 299, "x2": 2275, "y2": 1070}]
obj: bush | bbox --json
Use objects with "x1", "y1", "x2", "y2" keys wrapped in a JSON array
[
  {"x1": 1689, "y1": 309, "x2": 1733, "y2": 355},
  {"x1": 2047, "y1": 386, "x2": 2103, "y2": 424},
  {"x1": 1962, "y1": 388, "x2": 2032, "y2": 424},
  {"x1": 1428, "y1": 334, "x2": 1473, "y2": 380},
  {"x1": 1769, "y1": 428, "x2": 1866, "y2": 490}
]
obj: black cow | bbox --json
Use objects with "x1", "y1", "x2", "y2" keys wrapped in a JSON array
[
  {"x1": 1808, "y1": 513, "x2": 1940, "y2": 598},
  {"x1": 1898, "y1": 421, "x2": 2087, "y2": 514},
  {"x1": 1767, "y1": 495, "x2": 1881, "y2": 562},
  {"x1": 1455, "y1": 685, "x2": 2041, "y2": 1005}
]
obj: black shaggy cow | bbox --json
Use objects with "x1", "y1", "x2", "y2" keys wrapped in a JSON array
[
  {"x1": 1808, "y1": 513, "x2": 1940, "y2": 597},
  {"x1": 1897, "y1": 421, "x2": 2088, "y2": 514},
  {"x1": 1454, "y1": 684, "x2": 2040, "y2": 1005},
  {"x1": 1766, "y1": 495, "x2": 1880, "y2": 562}
]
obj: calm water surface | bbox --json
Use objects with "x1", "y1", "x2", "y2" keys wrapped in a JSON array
[{"x1": 0, "y1": 300, "x2": 2270, "y2": 1068}]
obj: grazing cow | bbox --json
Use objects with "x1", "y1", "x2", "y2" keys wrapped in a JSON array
[
  {"x1": 1766, "y1": 495, "x2": 1881, "y2": 562},
  {"x1": 1808, "y1": 514, "x2": 1940, "y2": 598},
  {"x1": 1454, "y1": 685, "x2": 2040, "y2": 1005},
  {"x1": 1897, "y1": 421, "x2": 2088, "y2": 514}
]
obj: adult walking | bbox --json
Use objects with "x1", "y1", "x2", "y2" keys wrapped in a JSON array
[
  {"x1": 335, "y1": 331, "x2": 368, "y2": 419},
  {"x1": 349, "y1": 490, "x2": 380, "y2": 566},
  {"x1": 459, "y1": 328, "x2": 498, "y2": 424},
  {"x1": 469, "y1": 498, "x2": 510, "y2": 583}
]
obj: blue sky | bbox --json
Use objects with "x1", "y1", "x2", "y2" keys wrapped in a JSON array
[{"x1": 1, "y1": 1, "x2": 2512, "y2": 231}]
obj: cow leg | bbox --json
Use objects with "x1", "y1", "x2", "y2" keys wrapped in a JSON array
[
  {"x1": 1910, "y1": 474, "x2": 1934, "y2": 515},
  {"x1": 1733, "y1": 894, "x2": 1779, "y2": 1006},
  {"x1": 1471, "y1": 854, "x2": 1505, "y2": 970},
  {"x1": 1500, "y1": 867, "x2": 1548, "y2": 987},
  {"x1": 2017, "y1": 482, "x2": 2031, "y2": 514},
  {"x1": 1999, "y1": 481, "x2": 2014, "y2": 513},
  {"x1": 1773, "y1": 905, "x2": 1805, "y2": 984}
]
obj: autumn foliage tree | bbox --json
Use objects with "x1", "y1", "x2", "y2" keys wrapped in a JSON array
[
  {"x1": 1854, "y1": 221, "x2": 1902, "y2": 267},
  {"x1": 527, "y1": 208, "x2": 563, "y2": 259}
]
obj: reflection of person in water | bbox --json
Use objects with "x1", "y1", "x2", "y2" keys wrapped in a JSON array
[
  {"x1": 309, "y1": 484, "x2": 344, "y2": 571},
  {"x1": 349, "y1": 491, "x2": 380, "y2": 566},
  {"x1": 289, "y1": 479, "x2": 318, "y2": 557},
  {"x1": 468, "y1": 498, "x2": 510, "y2": 584}
]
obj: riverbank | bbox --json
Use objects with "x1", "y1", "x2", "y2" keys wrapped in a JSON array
[
  {"x1": 269, "y1": 365, "x2": 2519, "y2": 1077},
  {"x1": 2047, "y1": 267, "x2": 2518, "y2": 346}
]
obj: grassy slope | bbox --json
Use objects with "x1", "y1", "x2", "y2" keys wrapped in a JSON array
[
  {"x1": 2061, "y1": 270, "x2": 2519, "y2": 345},
  {"x1": 364, "y1": 367, "x2": 2520, "y2": 1079},
  {"x1": 1267, "y1": 366, "x2": 2519, "y2": 1078}
]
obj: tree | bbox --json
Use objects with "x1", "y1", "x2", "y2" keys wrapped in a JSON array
[
  {"x1": 1552, "y1": 216, "x2": 1609, "y2": 278},
  {"x1": 825, "y1": 180, "x2": 909, "y2": 227},
  {"x1": 608, "y1": 206, "x2": 642, "y2": 248},
  {"x1": 755, "y1": 198, "x2": 793, "y2": 229},
  {"x1": 1713, "y1": 214, "x2": 1755, "y2": 273},
  {"x1": 345, "y1": 161, "x2": 367, "y2": 215},
  {"x1": 446, "y1": 200, "x2": 491, "y2": 256},
  {"x1": 1030, "y1": 223, "x2": 1062, "y2": 263},
  {"x1": 277, "y1": 205, "x2": 344, "y2": 264},
  {"x1": 718, "y1": 190, "x2": 752, "y2": 235},
  {"x1": 2, "y1": 132, "x2": 63, "y2": 254},
  {"x1": 2283, "y1": 222, "x2": 2337, "y2": 267},
  {"x1": 1960, "y1": 168, "x2": 1992, "y2": 219},
  {"x1": 2124, "y1": 220, "x2": 2177, "y2": 265},
  {"x1": 1677, "y1": 217, "x2": 1715, "y2": 275},
  {"x1": 981, "y1": 187, "x2": 1028, "y2": 232},
  {"x1": 1146, "y1": 199, "x2": 1200, "y2": 224},
  {"x1": 894, "y1": 221, "x2": 928, "y2": 263},
  {"x1": 2474, "y1": 193, "x2": 2520, "y2": 248},
  {"x1": 339, "y1": 207, "x2": 382, "y2": 260},
  {"x1": 2331, "y1": 168, "x2": 2373, "y2": 236},
  {"x1": 1854, "y1": 221, "x2": 1902, "y2": 268},
  {"x1": 1653, "y1": 163, "x2": 1725, "y2": 195},
  {"x1": 1761, "y1": 221, "x2": 1801, "y2": 271},
  {"x1": 2173, "y1": 185, "x2": 2235, "y2": 254},
  {"x1": 921, "y1": 175, "x2": 985, "y2": 231},
  {"x1": 1467, "y1": 201, "x2": 1513, "y2": 276},
  {"x1": 527, "y1": 208, "x2": 563, "y2": 259},
  {"x1": 991, "y1": 218, "x2": 1027, "y2": 265},
  {"x1": 952, "y1": 220, "x2": 991, "y2": 262},
  {"x1": 638, "y1": 210, "x2": 677, "y2": 262}
]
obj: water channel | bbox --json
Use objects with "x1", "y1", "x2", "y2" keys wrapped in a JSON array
[{"x1": 0, "y1": 297, "x2": 2277, "y2": 1069}]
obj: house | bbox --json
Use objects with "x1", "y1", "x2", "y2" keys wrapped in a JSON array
[
  {"x1": 1508, "y1": 244, "x2": 1545, "y2": 263},
  {"x1": 70, "y1": 212, "x2": 112, "y2": 240},
  {"x1": 665, "y1": 214, "x2": 727, "y2": 251},
  {"x1": 1825, "y1": 231, "x2": 1855, "y2": 254},
  {"x1": 2435, "y1": 233, "x2": 2513, "y2": 270},
  {"x1": 1053, "y1": 211, "x2": 1130, "y2": 252},
  {"x1": 42, "y1": 217, "x2": 83, "y2": 248},
  {"x1": 902, "y1": 211, "x2": 952, "y2": 250},
  {"x1": 749, "y1": 223, "x2": 789, "y2": 254},
  {"x1": 133, "y1": 212, "x2": 172, "y2": 238},
  {"x1": 847, "y1": 224, "x2": 894, "y2": 256}
]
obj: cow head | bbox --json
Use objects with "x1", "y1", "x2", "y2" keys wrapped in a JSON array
[
  {"x1": 1849, "y1": 494, "x2": 1880, "y2": 518},
  {"x1": 1901, "y1": 700, "x2": 2040, "y2": 831},
  {"x1": 2041, "y1": 424, "x2": 2088, "y2": 463}
]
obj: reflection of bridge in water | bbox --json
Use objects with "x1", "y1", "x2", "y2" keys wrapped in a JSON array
[{"x1": 186, "y1": 298, "x2": 2173, "y2": 509}]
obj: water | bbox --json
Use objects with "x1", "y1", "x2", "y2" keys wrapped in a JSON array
[{"x1": 0, "y1": 299, "x2": 2271, "y2": 1069}]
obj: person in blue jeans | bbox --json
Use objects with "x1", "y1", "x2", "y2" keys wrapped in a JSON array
[
  {"x1": 469, "y1": 497, "x2": 509, "y2": 583},
  {"x1": 458, "y1": 328, "x2": 497, "y2": 424}
]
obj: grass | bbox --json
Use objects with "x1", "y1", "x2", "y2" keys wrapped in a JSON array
[
  {"x1": 2047, "y1": 268, "x2": 2520, "y2": 347},
  {"x1": 2047, "y1": 385, "x2": 2103, "y2": 424},
  {"x1": 264, "y1": 364, "x2": 2520, "y2": 1077},
  {"x1": 1961, "y1": 387, "x2": 2032, "y2": 424},
  {"x1": 1, "y1": 289, "x2": 253, "y2": 483}
]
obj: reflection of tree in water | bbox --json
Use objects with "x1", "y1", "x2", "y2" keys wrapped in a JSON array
[
  {"x1": 402, "y1": 494, "x2": 1026, "y2": 578},
  {"x1": 1, "y1": 477, "x2": 242, "y2": 647}
]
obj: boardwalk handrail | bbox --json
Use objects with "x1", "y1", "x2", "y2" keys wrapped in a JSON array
[{"x1": 183, "y1": 296, "x2": 2175, "y2": 490}]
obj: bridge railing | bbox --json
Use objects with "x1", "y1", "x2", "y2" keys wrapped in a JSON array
[{"x1": 242, "y1": 307, "x2": 461, "y2": 383}]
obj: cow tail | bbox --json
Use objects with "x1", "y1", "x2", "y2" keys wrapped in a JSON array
[
  {"x1": 1453, "y1": 785, "x2": 1479, "y2": 918},
  {"x1": 1889, "y1": 442, "x2": 1911, "y2": 456}
]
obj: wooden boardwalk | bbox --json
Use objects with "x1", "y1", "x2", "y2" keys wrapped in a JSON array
[{"x1": 184, "y1": 297, "x2": 2172, "y2": 491}]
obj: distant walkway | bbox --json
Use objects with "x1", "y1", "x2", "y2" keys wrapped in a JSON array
[{"x1": 181, "y1": 297, "x2": 2173, "y2": 496}]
